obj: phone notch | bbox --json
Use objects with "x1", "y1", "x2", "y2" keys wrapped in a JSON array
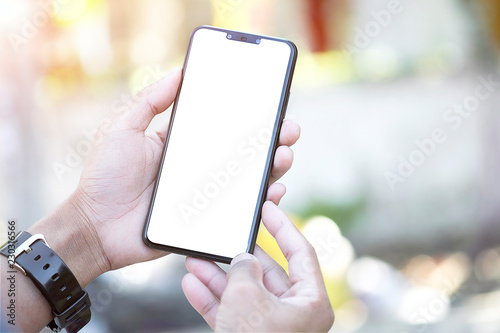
[{"x1": 226, "y1": 32, "x2": 261, "y2": 45}]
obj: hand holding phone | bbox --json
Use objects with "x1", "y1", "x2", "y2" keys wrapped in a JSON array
[{"x1": 182, "y1": 201, "x2": 335, "y2": 332}]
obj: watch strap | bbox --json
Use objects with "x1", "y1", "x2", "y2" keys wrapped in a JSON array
[{"x1": 0, "y1": 232, "x2": 91, "y2": 332}]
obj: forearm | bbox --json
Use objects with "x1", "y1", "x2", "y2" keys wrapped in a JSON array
[{"x1": 1, "y1": 194, "x2": 108, "y2": 332}]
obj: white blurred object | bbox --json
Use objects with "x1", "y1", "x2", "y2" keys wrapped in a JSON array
[
  {"x1": 73, "y1": 14, "x2": 113, "y2": 75},
  {"x1": 465, "y1": 289, "x2": 500, "y2": 333},
  {"x1": 398, "y1": 286, "x2": 450, "y2": 325},
  {"x1": 333, "y1": 299, "x2": 369, "y2": 332},
  {"x1": 302, "y1": 216, "x2": 355, "y2": 277},
  {"x1": 347, "y1": 257, "x2": 409, "y2": 318}
]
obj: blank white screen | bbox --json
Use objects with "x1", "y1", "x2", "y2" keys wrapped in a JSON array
[{"x1": 147, "y1": 28, "x2": 292, "y2": 259}]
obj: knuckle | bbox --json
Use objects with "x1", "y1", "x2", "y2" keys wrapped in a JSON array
[
  {"x1": 144, "y1": 96, "x2": 160, "y2": 115},
  {"x1": 228, "y1": 280, "x2": 261, "y2": 296},
  {"x1": 223, "y1": 281, "x2": 263, "y2": 305},
  {"x1": 200, "y1": 298, "x2": 218, "y2": 316},
  {"x1": 309, "y1": 298, "x2": 335, "y2": 331}
]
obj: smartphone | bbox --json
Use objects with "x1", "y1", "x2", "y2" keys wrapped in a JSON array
[{"x1": 143, "y1": 26, "x2": 297, "y2": 263}]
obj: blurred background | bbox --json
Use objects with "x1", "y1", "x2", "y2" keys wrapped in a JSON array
[{"x1": 2, "y1": 0, "x2": 500, "y2": 332}]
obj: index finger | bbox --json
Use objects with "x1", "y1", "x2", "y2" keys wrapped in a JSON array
[{"x1": 260, "y1": 201, "x2": 324, "y2": 293}]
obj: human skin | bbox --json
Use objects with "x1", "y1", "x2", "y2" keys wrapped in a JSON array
[
  {"x1": 182, "y1": 200, "x2": 335, "y2": 332},
  {"x1": 1, "y1": 67, "x2": 303, "y2": 332}
]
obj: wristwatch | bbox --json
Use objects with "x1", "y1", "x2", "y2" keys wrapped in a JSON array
[{"x1": 0, "y1": 231, "x2": 92, "y2": 332}]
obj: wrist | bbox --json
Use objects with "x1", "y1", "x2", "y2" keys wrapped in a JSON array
[{"x1": 28, "y1": 191, "x2": 110, "y2": 287}]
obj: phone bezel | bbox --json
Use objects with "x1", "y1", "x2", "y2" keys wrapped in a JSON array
[{"x1": 142, "y1": 25, "x2": 298, "y2": 264}]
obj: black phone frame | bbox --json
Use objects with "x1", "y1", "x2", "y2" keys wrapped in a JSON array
[{"x1": 142, "y1": 25, "x2": 298, "y2": 264}]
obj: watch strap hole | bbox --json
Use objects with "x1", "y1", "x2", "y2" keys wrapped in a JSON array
[{"x1": 2, "y1": 231, "x2": 92, "y2": 331}]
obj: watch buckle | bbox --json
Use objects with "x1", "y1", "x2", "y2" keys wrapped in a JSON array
[{"x1": 13, "y1": 233, "x2": 49, "y2": 275}]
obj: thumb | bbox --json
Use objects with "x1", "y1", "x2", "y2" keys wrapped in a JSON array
[
  {"x1": 124, "y1": 67, "x2": 182, "y2": 132},
  {"x1": 226, "y1": 253, "x2": 264, "y2": 285}
]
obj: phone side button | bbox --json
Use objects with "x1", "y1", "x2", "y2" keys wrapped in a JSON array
[
  {"x1": 286, "y1": 90, "x2": 291, "y2": 102},
  {"x1": 283, "y1": 90, "x2": 291, "y2": 113}
]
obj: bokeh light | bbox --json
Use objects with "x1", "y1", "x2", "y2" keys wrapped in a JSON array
[{"x1": 3, "y1": 1, "x2": 500, "y2": 332}]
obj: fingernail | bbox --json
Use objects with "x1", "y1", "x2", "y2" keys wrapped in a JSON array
[
  {"x1": 231, "y1": 253, "x2": 256, "y2": 266},
  {"x1": 167, "y1": 66, "x2": 181, "y2": 76}
]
